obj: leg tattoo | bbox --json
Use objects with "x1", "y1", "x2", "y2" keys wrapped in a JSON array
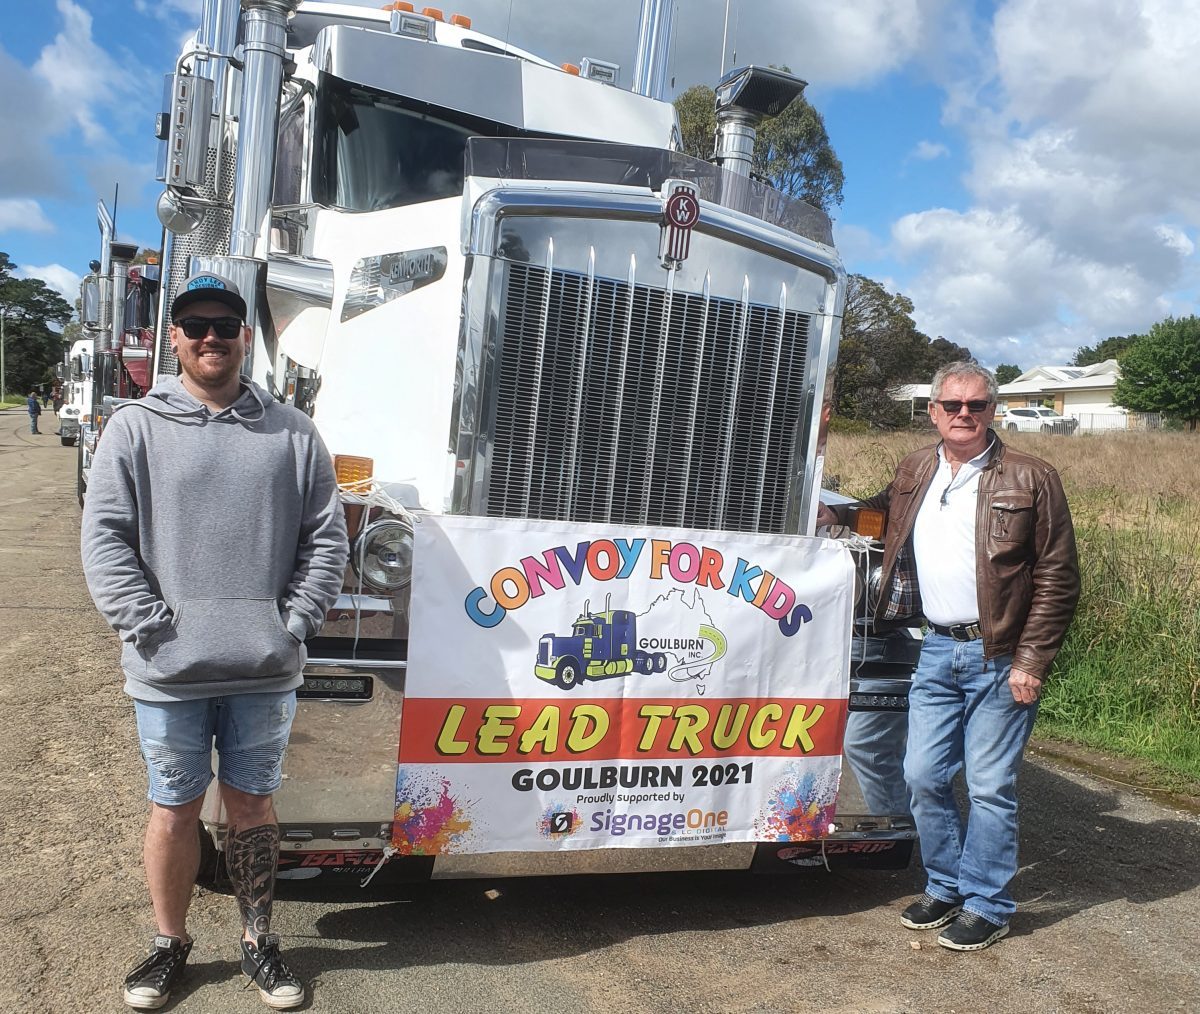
[{"x1": 226, "y1": 823, "x2": 280, "y2": 938}]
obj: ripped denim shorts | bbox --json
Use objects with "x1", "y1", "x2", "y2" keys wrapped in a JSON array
[{"x1": 133, "y1": 690, "x2": 297, "y2": 806}]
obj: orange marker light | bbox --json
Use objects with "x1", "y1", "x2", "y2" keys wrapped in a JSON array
[
  {"x1": 850, "y1": 507, "x2": 887, "y2": 541},
  {"x1": 450, "y1": 13, "x2": 471, "y2": 27},
  {"x1": 382, "y1": 2, "x2": 415, "y2": 9},
  {"x1": 334, "y1": 454, "x2": 374, "y2": 491},
  {"x1": 422, "y1": 6, "x2": 444, "y2": 19},
  {"x1": 561, "y1": 63, "x2": 580, "y2": 75}
]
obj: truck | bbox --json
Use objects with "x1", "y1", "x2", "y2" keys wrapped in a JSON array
[
  {"x1": 137, "y1": 0, "x2": 917, "y2": 884},
  {"x1": 73, "y1": 208, "x2": 160, "y2": 501}
]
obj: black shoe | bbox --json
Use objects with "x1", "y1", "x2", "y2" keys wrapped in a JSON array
[
  {"x1": 241, "y1": 933, "x2": 305, "y2": 1009},
  {"x1": 900, "y1": 892, "x2": 963, "y2": 930},
  {"x1": 938, "y1": 911, "x2": 1010, "y2": 951},
  {"x1": 122, "y1": 935, "x2": 192, "y2": 1010}
]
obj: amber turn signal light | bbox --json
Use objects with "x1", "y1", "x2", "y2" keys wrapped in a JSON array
[{"x1": 850, "y1": 507, "x2": 886, "y2": 541}]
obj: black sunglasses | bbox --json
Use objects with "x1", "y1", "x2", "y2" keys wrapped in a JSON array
[
  {"x1": 176, "y1": 316, "x2": 243, "y2": 340},
  {"x1": 936, "y1": 399, "x2": 992, "y2": 415}
]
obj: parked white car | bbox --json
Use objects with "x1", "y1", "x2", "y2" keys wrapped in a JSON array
[{"x1": 999, "y1": 407, "x2": 1079, "y2": 434}]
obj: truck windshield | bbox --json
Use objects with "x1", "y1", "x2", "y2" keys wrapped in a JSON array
[{"x1": 314, "y1": 77, "x2": 498, "y2": 212}]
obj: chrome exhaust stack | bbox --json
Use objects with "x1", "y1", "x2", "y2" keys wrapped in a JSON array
[
  {"x1": 108, "y1": 243, "x2": 139, "y2": 351},
  {"x1": 713, "y1": 66, "x2": 807, "y2": 208},
  {"x1": 632, "y1": 0, "x2": 675, "y2": 100}
]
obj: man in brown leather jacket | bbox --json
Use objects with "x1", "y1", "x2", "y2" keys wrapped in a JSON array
[{"x1": 818, "y1": 361, "x2": 1079, "y2": 951}]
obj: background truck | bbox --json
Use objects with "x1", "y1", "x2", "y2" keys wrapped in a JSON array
[
  {"x1": 142, "y1": 0, "x2": 916, "y2": 884},
  {"x1": 73, "y1": 203, "x2": 159, "y2": 502}
]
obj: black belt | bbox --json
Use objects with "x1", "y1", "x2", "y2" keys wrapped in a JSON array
[{"x1": 928, "y1": 621, "x2": 983, "y2": 641}]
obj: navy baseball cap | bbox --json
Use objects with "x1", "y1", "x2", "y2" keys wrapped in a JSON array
[{"x1": 171, "y1": 271, "x2": 247, "y2": 320}]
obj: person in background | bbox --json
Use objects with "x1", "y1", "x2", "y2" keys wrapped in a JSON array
[
  {"x1": 817, "y1": 361, "x2": 1079, "y2": 951},
  {"x1": 27, "y1": 391, "x2": 42, "y2": 434},
  {"x1": 82, "y1": 272, "x2": 348, "y2": 1009}
]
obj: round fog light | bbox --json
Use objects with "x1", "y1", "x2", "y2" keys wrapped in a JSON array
[{"x1": 352, "y1": 516, "x2": 415, "y2": 592}]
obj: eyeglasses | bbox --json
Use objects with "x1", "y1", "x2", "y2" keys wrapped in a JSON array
[
  {"x1": 176, "y1": 316, "x2": 243, "y2": 340},
  {"x1": 935, "y1": 399, "x2": 992, "y2": 415}
]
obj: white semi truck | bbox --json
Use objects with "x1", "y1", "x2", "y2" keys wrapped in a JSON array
[{"x1": 144, "y1": 0, "x2": 917, "y2": 885}]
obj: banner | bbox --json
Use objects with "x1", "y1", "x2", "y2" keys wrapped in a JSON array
[{"x1": 392, "y1": 517, "x2": 853, "y2": 855}]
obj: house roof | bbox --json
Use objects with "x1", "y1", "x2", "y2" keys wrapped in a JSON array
[
  {"x1": 891, "y1": 384, "x2": 931, "y2": 400},
  {"x1": 1000, "y1": 360, "x2": 1120, "y2": 395}
]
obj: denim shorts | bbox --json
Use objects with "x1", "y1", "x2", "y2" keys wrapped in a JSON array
[{"x1": 133, "y1": 690, "x2": 297, "y2": 806}]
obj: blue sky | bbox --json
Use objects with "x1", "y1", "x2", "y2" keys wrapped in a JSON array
[{"x1": 2, "y1": 0, "x2": 1198, "y2": 369}]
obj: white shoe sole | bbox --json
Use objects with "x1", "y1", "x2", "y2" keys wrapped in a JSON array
[
  {"x1": 900, "y1": 904, "x2": 962, "y2": 930},
  {"x1": 256, "y1": 985, "x2": 305, "y2": 1010},
  {"x1": 122, "y1": 987, "x2": 170, "y2": 1010},
  {"x1": 937, "y1": 921, "x2": 1010, "y2": 950}
]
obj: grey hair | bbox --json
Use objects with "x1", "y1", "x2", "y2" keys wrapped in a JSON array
[{"x1": 930, "y1": 361, "x2": 998, "y2": 402}]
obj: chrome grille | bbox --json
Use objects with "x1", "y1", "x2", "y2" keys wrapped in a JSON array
[{"x1": 487, "y1": 264, "x2": 811, "y2": 533}]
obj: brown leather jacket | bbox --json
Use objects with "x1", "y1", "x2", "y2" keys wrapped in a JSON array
[{"x1": 832, "y1": 435, "x2": 1080, "y2": 679}]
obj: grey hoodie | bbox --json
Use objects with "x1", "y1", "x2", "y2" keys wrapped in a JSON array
[{"x1": 81, "y1": 376, "x2": 348, "y2": 702}]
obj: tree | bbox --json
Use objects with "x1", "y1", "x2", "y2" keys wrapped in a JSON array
[
  {"x1": 1112, "y1": 316, "x2": 1200, "y2": 430},
  {"x1": 834, "y1": 274, "x2": 974, "y2": 427},
  {"x1": 673, "y1": 79, "x2": 845, "y2": 211},
  {"x1": 0, "y1": 253, "x2": 74, "y2": 397},
  {"x1": 1072, "y1": 335, "x2": 1138, "y2": 367},
  {"x1": 994, "y1": 363, "x2": 1022, "y2": 385}
]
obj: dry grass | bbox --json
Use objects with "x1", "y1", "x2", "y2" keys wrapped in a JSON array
[{"x1": 824, "y1": 428, "x2": 1200, "y2": 786}]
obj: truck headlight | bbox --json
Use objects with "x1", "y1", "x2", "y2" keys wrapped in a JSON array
[{"x1": 351, "y1": 517, "x2": 414, "y2": 592}]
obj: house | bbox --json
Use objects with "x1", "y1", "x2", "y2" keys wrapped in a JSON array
[{"x1": 998, "y1": 360, "x2": 1136, "y2": 431}]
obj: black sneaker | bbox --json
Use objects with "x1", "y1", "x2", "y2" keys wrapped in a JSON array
[
  {"x1": 900, "y1": 892, "x2": 963, "y2": 930},
  {"x1": 937, "y1": 911, "x2": 1010, "y2": 951},
  {"x1": 241, "y1": 933, "x2": 305, "y2": 1009},
  {"x1": 122, "y1": 935, "x2": 192, "y2": 1010}
]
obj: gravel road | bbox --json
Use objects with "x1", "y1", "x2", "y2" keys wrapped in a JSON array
[{"x1": 1, "y1": 409, "x2": 1198, "y2": 1014}]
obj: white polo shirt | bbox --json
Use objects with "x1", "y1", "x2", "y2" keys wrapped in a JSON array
[{"x1": 911, "y1": 440, "x2": 994, "y2": 626}]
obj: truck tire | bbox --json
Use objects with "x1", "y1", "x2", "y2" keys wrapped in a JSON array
[
  {"x1": 652, "y1": 653, "x2": 668, "y2": 673},
  {"x1": 555, "y1": 657, "x2": 583, "y2": 690}
]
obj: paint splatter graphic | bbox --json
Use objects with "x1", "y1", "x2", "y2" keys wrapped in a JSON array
[
  {"x1": 754, "y1": 762, "x2": 840, "y2": 841},
  {"x1": 391, "y1": 768, "x2": 474, "y2": 855},
  {"x1": 537, "y1": 803, "x2": 581, "y2": 839}
]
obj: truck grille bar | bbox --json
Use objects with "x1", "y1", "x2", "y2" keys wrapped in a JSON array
[{"x1": 487, "y1": 263, "x2": 811, "y2": 534}]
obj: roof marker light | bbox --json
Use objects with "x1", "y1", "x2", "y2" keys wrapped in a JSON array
[
  {"x1": 561, "y1": 63, "x2": 580, "y2": 75},
  {"x1": 450, "y1": 13, "x2": 471, "y2": 28},
  {"x1": 422, "y1": 6, "x2": 444, "y2": 20}
]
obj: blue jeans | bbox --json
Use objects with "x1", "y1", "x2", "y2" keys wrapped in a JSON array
[
  {"x1": 903, "y1": 633, "x2": 1037, "y2": 925},
  {"x1": 133, "y1": 690, "x2": 296, "y2": 806},
  {"x1": 29, "y1": 414, "x2": 39, "y2": 433}
]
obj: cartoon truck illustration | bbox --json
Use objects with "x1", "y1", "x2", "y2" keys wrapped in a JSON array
[{"x1": 535, "y1": 597, "x2": 667, "y2": 690}]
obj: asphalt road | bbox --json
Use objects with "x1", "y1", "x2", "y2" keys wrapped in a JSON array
[{"x1": 1, "y1": 408, "x2": 1198, "y2": 1014}]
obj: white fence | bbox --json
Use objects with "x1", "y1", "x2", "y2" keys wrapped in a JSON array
[{"x1": 1072, "y1": 412, "x2": 1164, "y2": 433}]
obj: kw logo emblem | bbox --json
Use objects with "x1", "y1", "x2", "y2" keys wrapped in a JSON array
[{"x1": 660, "y1": 179, "x2": 700, "y2": 267}]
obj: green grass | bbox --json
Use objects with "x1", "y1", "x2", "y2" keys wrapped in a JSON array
[
  {"x1": 0, "y1": 397, "x2": 31, "y2": 410},
  {"x1": 1040, "y1": 506, "x2": 1200, "y2": 788}
]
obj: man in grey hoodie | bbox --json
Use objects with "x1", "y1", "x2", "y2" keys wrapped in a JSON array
[{"x1": 82, "y1": 272, "x2": 348, "y2": 1010}]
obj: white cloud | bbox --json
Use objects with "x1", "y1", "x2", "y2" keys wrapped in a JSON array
[
  {"x1": 911, "y1": 140, "x2": 949, "y2": 161},
  {"x1": 883, "y1": 0, "x2": 1200, "y2": 362},
  {"x1": 132, "y1": 0, "x2": 201, "y2": 17},
  {"x1": 15, "y1": 263, "x2": 82, "y2": 300},
  {"x1": 0, "y1": 199, "x2": 54, "y2": 234},
  {"x1": 33, "y1": 0, "x2": 136, "y2": 144},
  {"x1": 834, "y1": 222, "x2": 888, "y2": 264}
]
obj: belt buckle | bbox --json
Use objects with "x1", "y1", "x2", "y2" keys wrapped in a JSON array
[{"x1": 952, "y1": 622, "x2": 981, "y2": 641}]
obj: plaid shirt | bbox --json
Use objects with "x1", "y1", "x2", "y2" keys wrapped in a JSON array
[{"x1": 879, "y1": 543, "x2": 922, "y2": 622}]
